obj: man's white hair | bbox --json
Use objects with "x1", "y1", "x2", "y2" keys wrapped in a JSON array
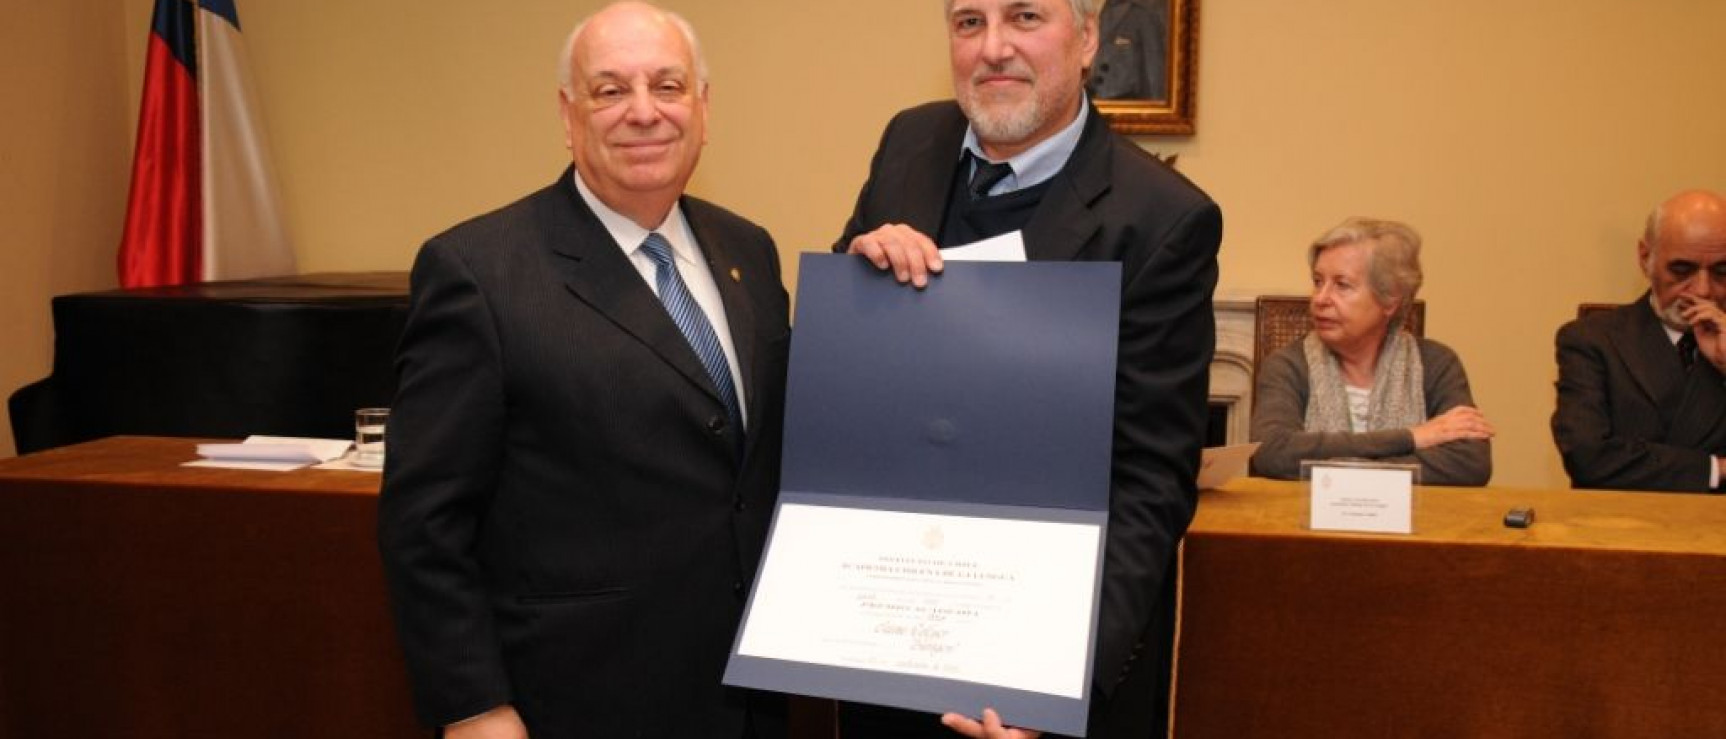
[
  {"x1": 942, "y1": 0, "x2": 1104, "y2": 25},
  {"x1": 557, "y1": 2, "x2": 709, "y2": 95}
]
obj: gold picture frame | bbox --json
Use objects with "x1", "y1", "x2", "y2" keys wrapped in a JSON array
[{"x1": 1090, "y1": 0, "x2": 1199, "y2": 136}]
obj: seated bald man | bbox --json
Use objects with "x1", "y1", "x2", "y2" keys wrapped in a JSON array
[{"x1": 1553, "y1": 189, "x2": 1726, "y2": 492}]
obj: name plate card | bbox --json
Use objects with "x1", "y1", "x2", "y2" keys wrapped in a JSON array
[{"x1": 1305, "y1": 462, "x2": 1417, "y2": 535}]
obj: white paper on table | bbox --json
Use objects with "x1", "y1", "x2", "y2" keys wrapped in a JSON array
[
  {"x1": 941, "y1": 230, "x2": 1027, "y2": 262},
  {"x1": 186, "y1": 435, "x2": 353, "y2": 471},
  {"x1": 182, "y1": 458, "x2": 309, "y2": 472},
  {"x1": 1197, "y1": 443, "x2": 1260, "y2": 490},
  {"x1": 1308, "y1": 464, "x2": 1414, "y2": 534},
  {"x1": 736, "y1": 503, "x2": 1100, "y2": 699}
]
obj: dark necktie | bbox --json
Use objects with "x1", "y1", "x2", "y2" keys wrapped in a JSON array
[
  {"x1": 640, "y1": 233, "x2": 745, "y2": 449},
  {"x1": 968, "y1": 155, "x2": 1014, "y2": 199},
  {"x1": 1678, "y1": 331, "x2": 1699, "y2": 370}
]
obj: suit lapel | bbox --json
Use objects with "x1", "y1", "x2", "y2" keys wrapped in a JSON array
[
  {"x1": 1023, "y1": 105, "x2": 1108, "y2": 262},
  {"x1": 1024, "y1": 176, "x2": 1104, "y2": 262},
  {"x1": 544, "y1": 175, "x2": 721, "y2": 403},
  {"x1": 1672, "y1": 363, "x2": 1726, "y2": 450},
  {"x1": 1611, "y1": 298, "x2": 1685, "y2": 425},
  {"x1": 898, "y1": 111, "x2": 968, "y2": 239}
]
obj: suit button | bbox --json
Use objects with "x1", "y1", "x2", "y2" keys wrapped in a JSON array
[
  {"x1": 734, "y1": 498, "x2": 746, "y2": 512},
  {"x1": 733, "y1": 581, "x2": 745, "y2": 596},
  {"x1": 707, "y1": 415, "x2": 726, "y2": 433}
]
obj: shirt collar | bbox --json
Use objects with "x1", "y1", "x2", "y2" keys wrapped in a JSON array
[
  {"x1": 572, "y1": 168, "x2": 696, "y2": 264},
  {"x1": 960, "y1": 96, "x2": 1090, "y2": 195}
]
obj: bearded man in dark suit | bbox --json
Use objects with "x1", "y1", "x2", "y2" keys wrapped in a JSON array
[
  {"x1": 377, "y1": 3, "x2": 789, "y2": 737},
  {"x1": 833, "y1": 0, "x2": 1222, "y2": 736},
  {"x1": 1554, "y1": 189, "x2": 1726, "y2": 493}
]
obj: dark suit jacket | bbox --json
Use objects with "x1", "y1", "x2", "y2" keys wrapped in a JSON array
[
  {"x1": 378, "y1": 169, "x2": 790, "y2": 737},
  {"x1": 1553, "y1": 294, "x2": 1726, "y2": 492},
  {"x1": 837, "y1": 101, "x2": 1222, "y2": 736}
]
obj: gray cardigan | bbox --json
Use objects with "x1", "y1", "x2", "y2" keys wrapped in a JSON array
[{"x1": 1249, "y1": 336, "x2": 1492, "y2": 486}]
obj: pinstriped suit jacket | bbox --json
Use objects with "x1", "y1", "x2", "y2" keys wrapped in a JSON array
[{"x1": 379, "y1": 168, "x2": 790, "y2": 736}]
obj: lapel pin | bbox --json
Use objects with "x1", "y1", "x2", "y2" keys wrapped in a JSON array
[{"x1": 729, "y1": 267, "x2": 741, "y2": 283}]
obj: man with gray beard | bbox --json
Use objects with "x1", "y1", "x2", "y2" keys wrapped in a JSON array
[
  {"x1": 1554, "y1": 189, "x2": 1726, "y2": 492},
  {"x1": 832, "y1": 0, "x2": 1222, "y2": 736}
]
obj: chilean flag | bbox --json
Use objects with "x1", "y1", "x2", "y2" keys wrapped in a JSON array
[{"x1": 118, "y1": 0, "x2": 294, "y2": 289}]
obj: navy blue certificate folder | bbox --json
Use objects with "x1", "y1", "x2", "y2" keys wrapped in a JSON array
[{"x1": 724, "y1": 253, "x2": 1121, "y2": 736}]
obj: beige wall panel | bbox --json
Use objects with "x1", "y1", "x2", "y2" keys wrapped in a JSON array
[
  {"x1": 1, "y1": 1, "x2": 131, "y2": 456},
  {"x1": 225, "y1": 0, "x2": 951, "y2": 287}
]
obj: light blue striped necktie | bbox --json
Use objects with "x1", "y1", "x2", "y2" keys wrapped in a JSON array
[{"x1": 640, "y1": 232, "x2": 744, "y2": 449}]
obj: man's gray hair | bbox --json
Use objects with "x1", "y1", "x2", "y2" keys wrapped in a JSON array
[
  {"x1": 557, "y1": 2, "x2": 709, "y2": 95},
  {"x1": 942, "y1": 0, "x2": 1104, "y2": 26},
  {"x1": 1308, "y1": 217, "x2": 1425, "y2": 323},
  {"x1": 1642, "y1": 201, "x2": 1668, "y2": 271}
]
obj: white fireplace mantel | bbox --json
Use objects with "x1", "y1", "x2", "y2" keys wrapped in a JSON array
[{"x1": 1211, "y1": 296, "x2": 1257, "y2": 445}]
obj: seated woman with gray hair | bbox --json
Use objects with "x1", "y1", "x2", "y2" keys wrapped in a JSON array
[{"x1": 1250, "y1": 217, "x2": 1494, "y2": 485}]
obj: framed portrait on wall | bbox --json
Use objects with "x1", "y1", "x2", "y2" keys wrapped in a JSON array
[{"x1": 1089, "y1": 0, "x2": 1199, "y2": 136}]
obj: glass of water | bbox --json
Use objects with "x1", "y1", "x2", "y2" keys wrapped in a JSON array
[{"x1": 354, "y1": 407, "x2": 389, "y2": 468}]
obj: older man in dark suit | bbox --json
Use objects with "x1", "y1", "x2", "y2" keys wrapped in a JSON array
[
  {"x1": 834, "y1": 0, "x2": 1222, "y2": 736},
  {"x1": 377, "y1": 3, "x2": 788, "y2": 737},
  {"x1": 1554, "y1": 189, "x2": 1726, "y2": 493}
]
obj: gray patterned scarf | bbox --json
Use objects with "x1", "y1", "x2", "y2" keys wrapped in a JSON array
[{"x1": 1302, "y1": 328, "x2": 1426, "y2": 433}]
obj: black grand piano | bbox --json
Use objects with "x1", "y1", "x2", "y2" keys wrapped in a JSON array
[{"x1": 9, "y1": 273, "x2": 409, "y2": 454}]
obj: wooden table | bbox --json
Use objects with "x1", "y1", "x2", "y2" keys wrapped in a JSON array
[
  {"x1": 29, "y1": 438, "x2": 1718, "y2": 737},
  {"x1": 0, "y1": 436, "x2": 418, "y2": 738},
  {"x1": 1173, "y1": 478, "x2": 1726, "y2": 738}
]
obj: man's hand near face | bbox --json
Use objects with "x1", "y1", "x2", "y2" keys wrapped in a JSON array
[{"x1": 1679, "y1": 297, "x2": 1726, "y2": 371}]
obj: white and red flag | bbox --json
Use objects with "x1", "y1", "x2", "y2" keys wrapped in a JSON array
[{"x1": 118, "y1": 0, "x2": 293, "y2": 288}]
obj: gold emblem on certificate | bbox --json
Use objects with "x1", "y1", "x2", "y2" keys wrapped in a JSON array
[{"x1": 922, "y1": 524, "x2": 944, "y2": 550}]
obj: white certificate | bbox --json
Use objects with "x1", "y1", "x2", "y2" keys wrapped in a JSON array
[{"x1": 736, "y1": 503, "x2": 1102, "y2": 699}]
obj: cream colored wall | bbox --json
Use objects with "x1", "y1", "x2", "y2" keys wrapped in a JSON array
[
  {"x1": 0, "y1": 1, "x2": 132, "y2": 456},
  {"x1": 51, "y1": 1, "x2": 1726, "y2": 487},
  {"x1": 207, "y1": 0, "x2": 953, "y2": 286}
]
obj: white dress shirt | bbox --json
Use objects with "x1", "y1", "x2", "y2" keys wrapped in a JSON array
[{"x1": 573, "y1": 170, "x2": 748, "y2": 428}]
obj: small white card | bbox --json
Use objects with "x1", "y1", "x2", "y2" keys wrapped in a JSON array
[
  {"x1": 1307, "y1": 464, "x2": 1414, "y2": 534},
  {"x1": 941, "y1": 230, "x2": 1027, "y2": 262}
]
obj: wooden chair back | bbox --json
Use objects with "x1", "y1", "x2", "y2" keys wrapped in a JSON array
[{"x1": 1252, "y1": 295, "x2": 1426, "y2": 401}]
